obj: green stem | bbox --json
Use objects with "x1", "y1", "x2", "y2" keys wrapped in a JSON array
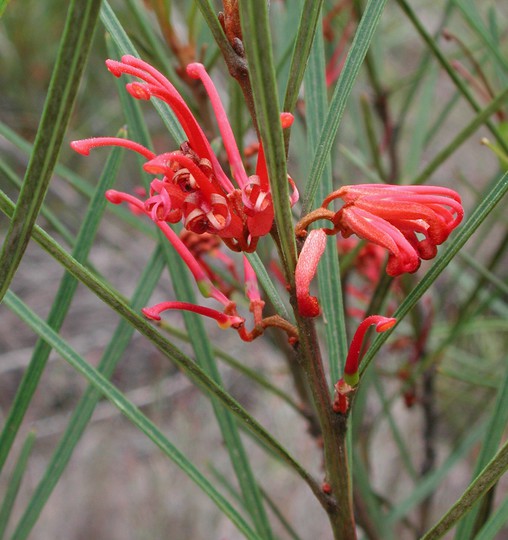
[{"x1": 0, "y1": 0, "x2": 101, "y2": 301}]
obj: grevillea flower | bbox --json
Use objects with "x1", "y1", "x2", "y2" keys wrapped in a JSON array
[
  {"x1": 142, "y1": 302, "x2": 244, "y2": 329},
  {"x1": 295, "y1": 229, "x2": 327, "y2": 317},
  {"x1": 323, "y1": 184, "x2": 464, "y2": 276},
  {"x1": 333, "y1": 315, "x2": 396, "y2": 414},
  {"x1": 343, "y1": 315, "x2": 396, "y2": 385},
  {"x1": 71, "y1": 55, "x2": 298, "y2": 253}
]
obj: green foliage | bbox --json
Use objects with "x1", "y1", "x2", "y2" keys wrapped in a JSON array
[{"x1": 1, "y1": 0, "x2": 507, "y2": 538}]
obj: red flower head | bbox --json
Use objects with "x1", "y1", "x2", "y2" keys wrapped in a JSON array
[
  {"x1": 71, "y1": 55, "x2": 298, "y2": 253},
  {"x1": 323, "y1": 184, "x2": 463, "y2": 276}
]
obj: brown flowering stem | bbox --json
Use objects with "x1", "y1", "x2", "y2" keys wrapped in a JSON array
[{"x1": 292, "y1": 310, "x2": 356, "y2": 539}]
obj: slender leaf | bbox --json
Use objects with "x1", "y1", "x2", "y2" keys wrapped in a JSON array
[
  {"x1": 301, "y1": 0, "x2": 388, "y2": 215},
  {"x1": 0, "y1": 189, "x2": 321, "y2": 501},
  {"x1": 388, "y1": 422, "x2": 486, "y2": 523},
  {"x1": 3, "y1": 290, "x2": 260, "y2": 540},
  {"x1": 0, "y1": 158, "x2": 74, "y2": 247},
  {"x1": 304, "y1": 24, "x2": 347, "y2": 382},
  {"x1": 166, "y1": 244, "x2": 274, "y2": 539},
  {"x1": 414, "y1": 85, "x2": 508, "y2": 185},
  {"x1": 420, "y1": 438, "x2": 508, "y2": 540},
  {"x1": 239, "y1": 0, "x2": 297, "y2": 274},
  {"x1": 473, "y1": 496, "x2": 508, "y2": 540},
  {"x1": 283, "y1": 0, "x2": 324, "y2": 114},
  {"x1": 454, "y1": 361, "x2": 508, "y2": 539},
  {"x1": 0, "y1": 432, "x2": 35, "y2": 538},
  {"x1": 452, "y1": 0, "x2": 508, "y2": 77},
  {"x1": 9, "y1": 246, "x2": 165, "y2": 540},
  {"x1": 0, "y1": 0, "x2": 102, "y2": 301},
  {"x1": 0, "y1": 144, "x2": 124, "y2": 475},
  {"x1": 404, "y1": 66, "x2": 439, "y2": 178},
  {"x1": 394, "y1": 0, "x2": 508, "y2": 156}
]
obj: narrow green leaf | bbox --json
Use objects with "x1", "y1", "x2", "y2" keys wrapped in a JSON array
[
  {"x1": 404, "y1": 66, "x2": 439, "y2": 178},
  {"x1": 9, "y1": 246, "x2": 165, "y2": 540},
  {"x1": 372, "y1": 375, "x2": 418, "y2": 481},
  {"x1": 0, "y1": 189, "x2": 321, "y2": 501},
  {"x1": 452, "y1": 0, "x2": 508, "y2": 76},
  {"x1": 338, "y1": 143, "x2": 383, "y2": 182},
  {"x1": 420, "y1": 438, "x2": 508, "y2": 540},
  {"x1": 239, "y1": 0, "x2": 297, "y2": 274},
  {"x1": 396, "y1": 0, "x2": 454, "y2": 138},
  {"x1": 165, "y1": 249, "x2": 274, "y2": 539},
  {"x1": 353, "y1": 455, "x2": 394, "y2": 540},
  {"x1": 304, "y1": 25, "x2": 347, "y2": 382},
  {"x1": 0, "y1": 0, "x2": 102, "y2": 301},
  {"x1": 301, "y1": 0, "x2": 388, "y2": 215},
  {"x1": 457, "y1": 251, "x2": 508, "y2": 298},
  {"x1": 394, "y1": 0, "x2": 508, "y2": 156},
  {"x1": 473, "y1": 496, "x2": 508, "y2": 540},
  {"x1": 388, "y1": 422, "x2": 487, "y2": 523},
  {"x1": 0, "y1": 158, "x2": 74, "y2": 247},
  {"x1": 3, "y1": 290, "x2": 260, "y2": 540},
  {"x1": 413, "y1": 85, "x2": 508, "y2": 185},
  {"x1": 0, "y1": 144, "x2": 124, "y2": 475},
  {"x1": 360, "y1": 171, "x2": 508, "y2": 375},
  {"x1": 0, "y1": 432, "x2": 36, "y2": 538},
  {"x1": 283, "y1": 0, "x2": 324, "y2": 114},
  {"x1": 454, "y1": 361, "x2": 508, "y2": 539}
]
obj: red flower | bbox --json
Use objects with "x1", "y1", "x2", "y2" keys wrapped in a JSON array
[
  {"x1": 324, "y1": 184, "x2": 463, "y2": 276},
  {"x1": 295, "y1": 229, "x2": 327, "y2": 317},
  {"x1": 71, "y1": 55, "x2": 298, "y2": 253},
  {"x1": 343, "y1": 315, "x2": 396, "y2": 385},
  {"x1": 142, "y1": 302, "x2": 244, "y2": 329},
  {"x1": 333, "y1": 315, "x2": 396, "y2": 414}
]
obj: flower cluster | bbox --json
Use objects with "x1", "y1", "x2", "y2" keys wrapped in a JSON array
[
  {"x1": 295, "y1": 183, "x2": 463, "y2": 318},
  {"x1": 72, "y1": 56, "x2": 299, "y2": 341},
  {"x1": 325, "y1": 184, "x2": 463, "y2": 276},
  {"x1": 72, "y1": 55, "x2": 298, "y2": 254}
]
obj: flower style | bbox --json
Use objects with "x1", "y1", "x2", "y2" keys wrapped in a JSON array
[{"x1": 71, "y1": 55, "x2": 298, "y2": 254}]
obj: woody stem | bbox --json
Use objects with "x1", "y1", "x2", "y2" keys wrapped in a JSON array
[{"x1": 292, "y1": 308, "x2": 356, "y2": 539}]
